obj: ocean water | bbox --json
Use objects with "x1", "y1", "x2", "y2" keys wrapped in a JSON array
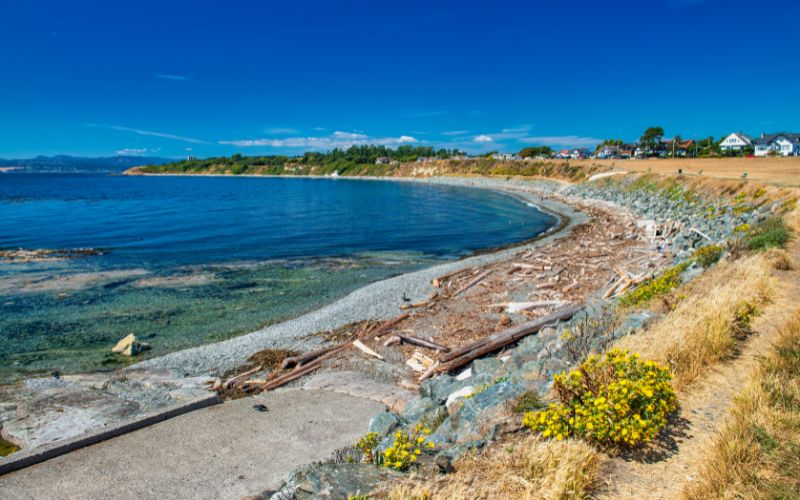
[{"x1": 0, "y1": 174, "x2": 556, "y2": 382}]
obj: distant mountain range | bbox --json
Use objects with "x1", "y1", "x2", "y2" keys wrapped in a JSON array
[{"x1": 0, "y1": 155, "x2": 172, "y2": 173}]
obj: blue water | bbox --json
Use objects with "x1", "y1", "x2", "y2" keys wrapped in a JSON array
[{"x1": 0, "y1": 174, "x2": 556, "y2": 381}]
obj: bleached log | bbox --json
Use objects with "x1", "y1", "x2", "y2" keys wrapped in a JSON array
[
  {"x1": 353, "y1": 340, "x2": 384, "y2": 360},
  {"x1": 690, "y1": 227, "x2": 712, "y2": 241},
  {"x1": 492, "y1": 300, "x2": 568, "y2": 314},
  {"x1": 451, "y1": 270, "x2": 492, "y2": 297},
  {"x1": 222, "y1": 365, "x2": 263, "y2": 390}
]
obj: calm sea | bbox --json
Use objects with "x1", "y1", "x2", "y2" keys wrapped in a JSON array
[{"x1": 0, "y1": 174, "x2": 556, "y2": 381}]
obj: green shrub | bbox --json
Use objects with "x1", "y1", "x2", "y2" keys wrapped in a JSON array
[
  {"x1": 692, "y1": 244, "x2": 724, "y2": 268},
  {"x1": 523, "y1": 349, "x2": 677, "y2": 447},
  {"x1": 620, "y1": 262, "x2": 690, "y2": 307},
  {"x1": 512, "y1": 390, "x2": 544, "y2": 414},
  {"x1": 746, "y1": 217, "x2": 790, "y2": 251}
]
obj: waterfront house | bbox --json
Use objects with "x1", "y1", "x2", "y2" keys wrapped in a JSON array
[
  {"x1": 375, "y1": 156, "x2": 391, "y2": 165},
  {"x1": 491, "y1": 153, "x2": 519, "y2": 160},
  {"x1": 595, "y1": 145, "x2": 620, "y2": 159},
  {"x1": 659, "y1": 138, "x2": 695, "y2": 157},
  {"x1": 570, "y1": 148, "x2": 591, "y2": 159},
  {"x1": 753, "y1": 132, "x2": 800, "y2": 157},
  {"x1": 719, "y1": 132, "x2": 752, "y2": 152}
]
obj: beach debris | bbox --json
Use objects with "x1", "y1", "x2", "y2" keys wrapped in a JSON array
[
  {"x1": 431, "y1": 269, "x2": 468, "y2": 288},
  {"x1": 252, "y1": 404, "x2": 269, "y2": 412},
  {"x1": 241, "y1": 315, "x2": 410, "y2": 393},
  {"x1": 424, "y1": 304, "x2": 583, "y2": 379},
  {"x1": 221, "y1": 364, "x2": 263, "y2": 390},
  {"x1": 282, "y1": 345, "x2": 340, "y2": 370},
  {"x1": 383, "y1": 335, "x2": 402, "y2": 347},
  {"x1": 394, "y1": 333, "x2": 451, "y2": 352},
  {"x1": 690, "y1": 226, "x2": 713, "y2": 241},
  {"x1": 353, "y1": 340, "x2": 384, "y2": 360},
  {"x1": 110, "y1": 334, "x2": 151, "y2": 357},
  {"x1": 493, "y1": 300, "x2": 569, "y2": 314},
  {"x1": 419, "y1": 361, "x2": 440, "y2": 381},
  {"x1": 451, "y1": 270, "x2": 492, "y2": 298},
  {"x1": 405, "y1": 352, "x2": 435, "y2": 372}
]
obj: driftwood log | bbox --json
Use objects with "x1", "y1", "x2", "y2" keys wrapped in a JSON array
[
  {"x1": 425, "y1": 304, "x2": 583, "y2": 379},
  {"x1": 222, "y1": 365, "x2": 263, "y2": 390},
  {"x1": 451, "y1": 270, "x2": 492, "y2": 298},
  {"x1": 246, "y1": 314, "x2": 410, "y2": 392},
  {"x1": 282, "y1": 345, "x2": 339, "y2": 369},
  {"x1": 395, "y1": 333, "x2": 451, "y2": 352}
]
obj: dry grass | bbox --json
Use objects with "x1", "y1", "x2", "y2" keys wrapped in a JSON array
[
  {"x1": 616, "y1": 253, "x2": 774, "y2": 389},
  {"x1": 682, "y1": 308, "x2": 800, "y2": 499},
  {"x1": 567, "y1": 157, "x2": 800, "y2": 187},
  {"x1": 786, "y1": 206, "x2": 800, "y2": 234},
  {"x1": 386, "y1": 436, "x2": 602, "y2": 500}
]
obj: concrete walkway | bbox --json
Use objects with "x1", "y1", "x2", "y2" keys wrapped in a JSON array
[{"x1": 0, "y1": 389, "x2": 385, "y2": 500}]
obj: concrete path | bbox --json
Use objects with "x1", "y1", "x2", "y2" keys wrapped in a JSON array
[{"x1": 0, "y1": 389, "x2": 385, "y2": 500}]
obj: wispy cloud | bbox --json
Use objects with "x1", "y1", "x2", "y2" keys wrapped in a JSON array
[
  {"x1": 154, "y1": 74, "x2": 191, "y2": 81},
  {"x1": 264, "y1": 127, "x2": 299, "y2": 135},
  {"x1": 88, "y1": 124, "x2": 208, "y2": 144},
  {"x1": 518, "y1": 135, "x2": 602, "y2": 147},
  {"x1": 116, "y1": 147, "x2": 160, "y2": 156},
  {"x1": 441, "y1": 130, "x2": 470, "y2": 136},
  {"x1": 502, "y1": 125, "x2": 532, "y2": 134},
  {"x1": 473, "y1": 135, "x2": 494, "y2": 143},
  {"x1": 220, "y1": 131, "x2": 419, "y2": 149}
]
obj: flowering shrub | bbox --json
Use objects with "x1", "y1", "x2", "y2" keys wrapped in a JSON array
[
  {"x1": 524, "y1": 349, "x2": 677, "y2": 447},
  {"x1": 692, "y1": 244, "x2": 724, "y2": 268},
  {"x1": 355, "y1": 432, "x2": 381, "y2": 463},
  {"x1": 619, "y1": 262, "x2": 689, "y2": 307},
  {"x1": 382, "y1": 423, "x2": 436, "y2": 471}
]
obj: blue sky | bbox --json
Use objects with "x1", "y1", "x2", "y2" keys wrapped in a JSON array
[{"x1": 1, "y1": 0, "x2": 798, "y2": 158}]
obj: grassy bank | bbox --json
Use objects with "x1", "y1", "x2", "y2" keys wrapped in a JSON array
[
  {"x1": 133, "y1": 157, "x2": 602, "y2": 182},
  {"x1": 683, "y1": 308, "x2": 800, "y2": 498}
]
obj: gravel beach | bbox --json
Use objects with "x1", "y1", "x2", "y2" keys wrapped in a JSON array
[{"x1": 133, "y1": 177, "x2": 588, "y2": 377}]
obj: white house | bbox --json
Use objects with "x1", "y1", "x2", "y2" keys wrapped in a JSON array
[
  {"x1": 753, "y1": 132, "x2": 800, "y2": 157},
  {"x1": 719, "y1": 132, "x2": 752, "y2": 151},
  {"x1": 491, "y1": 153, "x2": 519, "y2": 160}
]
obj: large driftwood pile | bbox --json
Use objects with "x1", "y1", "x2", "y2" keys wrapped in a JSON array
[
  {"x1": 215, "y1": 198, "x2": 669, "y2": 396},
  {"x1": 217, "y1": 314, "x2": 409, "y2": 394}
]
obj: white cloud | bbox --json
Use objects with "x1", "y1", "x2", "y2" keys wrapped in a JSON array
[
  {"x1": 502, "y1": 125, "x2": 532, "y2": 134},
  {"x1": 154, "y1": 74, "x2": 191, "y2": 81},
  {"x1": 442, "y1": 130, "x2": 470, "y2": 136},
  {"x1": 88, "y1": 124, "x2": 208, "y2": 144},
  {"x1": 220, "y1": 131, "x2": 419, "y2": 149},
  {"x1": 518, "y1": 135, "x2": 602, "y2": 147},
  {"x1": 264, "y1": 127, "x2": 299, "y2": 135},
  {"x1": 115, "y1": 147, "x2": 160, "y2": 156},
  {"x1": 473, "y1": 135, "x2": 494, "y2": 143},
  {"x1": 116, "y1": 148, "x2": 148, "y2": 156}
]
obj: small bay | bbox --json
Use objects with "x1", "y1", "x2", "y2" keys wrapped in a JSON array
[{"x1": 0, "y1": 174, "x2": 556, "y2": 382}]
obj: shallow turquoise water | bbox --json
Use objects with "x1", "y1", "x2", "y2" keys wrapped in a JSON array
[{"x1": 0, "y1": 174, "x2": 556, "y2": 382}]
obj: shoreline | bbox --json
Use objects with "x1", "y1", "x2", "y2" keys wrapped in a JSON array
[
  {"x1": 1, "y1": 175, "x2": 593, "y2": 457},
  {"x1": 132, "y1": 176, "x2": 586, "y2": 377}
]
